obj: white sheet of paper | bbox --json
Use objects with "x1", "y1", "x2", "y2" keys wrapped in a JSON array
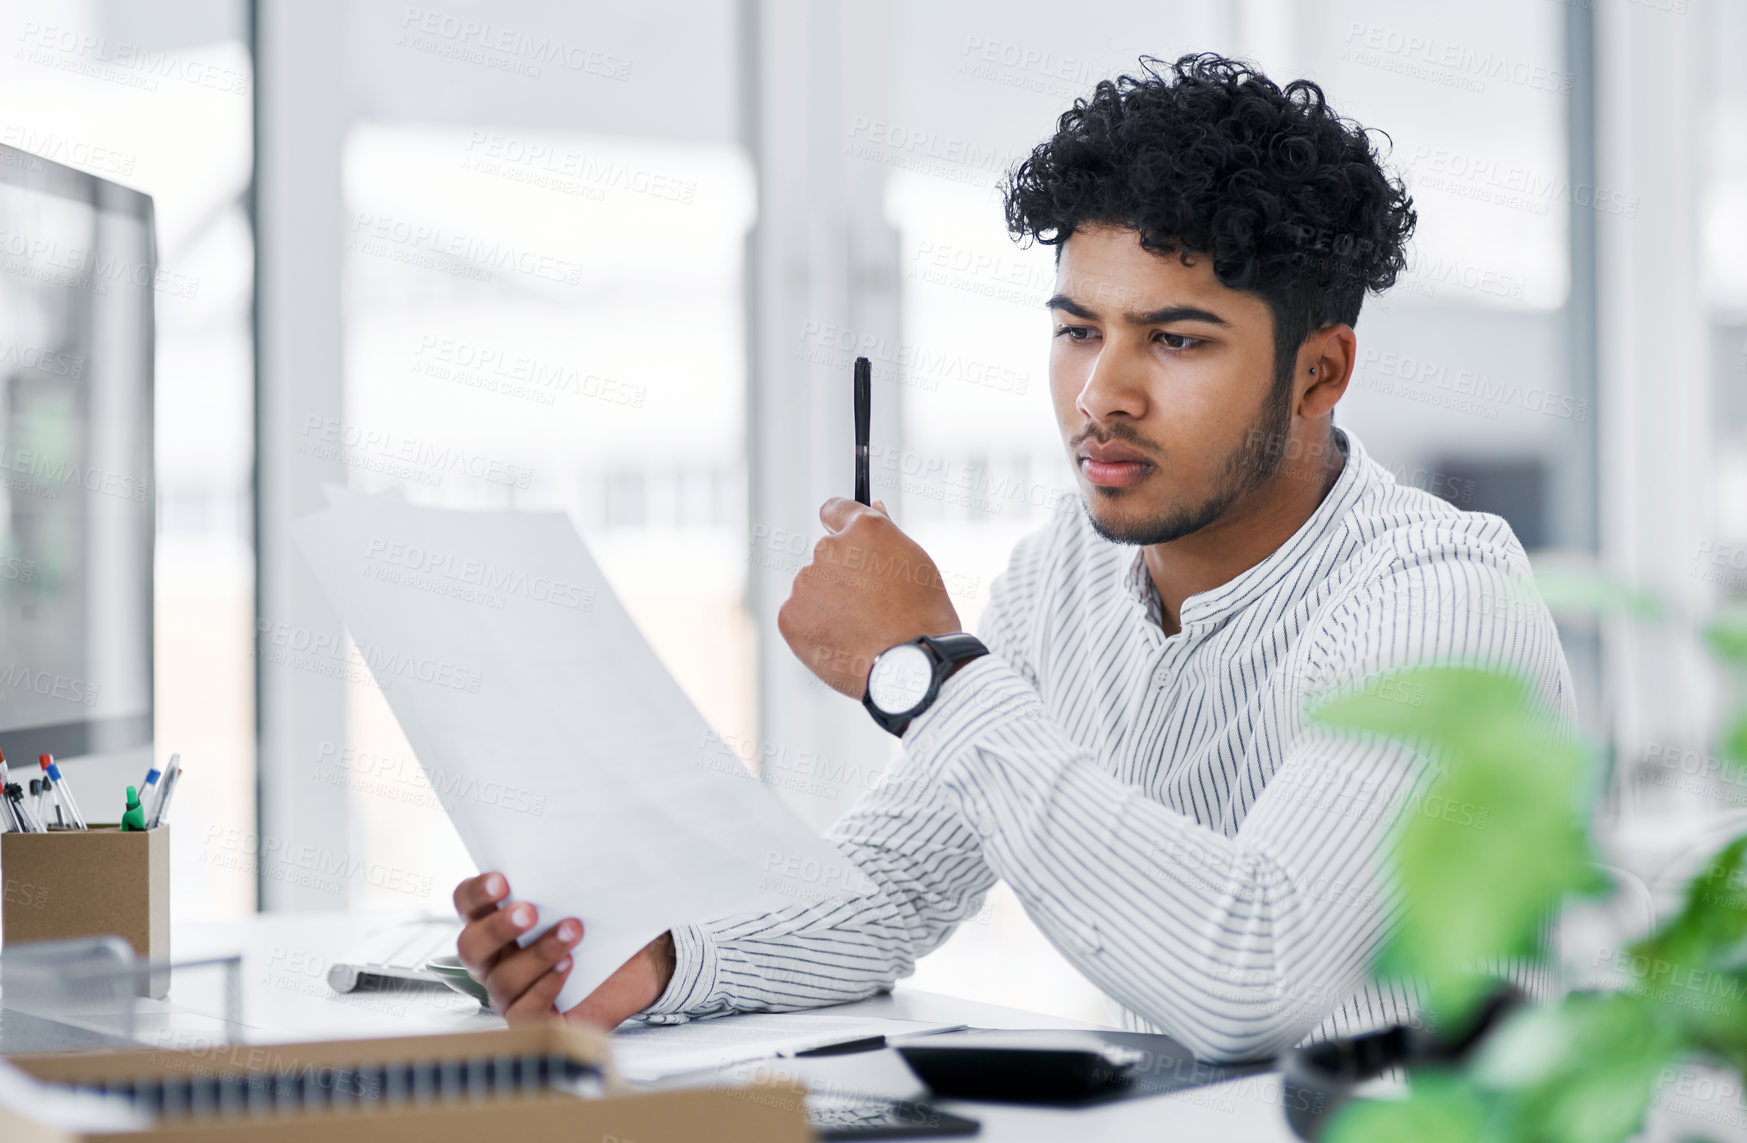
[
  {"x1": 610, "y1": 1013, "x2": 959, "y2": 1083},
  {"x1": 291, "y1": 492, "x2": 874, "y2": 1011}
]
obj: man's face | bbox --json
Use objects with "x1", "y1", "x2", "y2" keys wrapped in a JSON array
[{"x1": 1048, "y1": 224, "x2": 1294, "y2": 546}]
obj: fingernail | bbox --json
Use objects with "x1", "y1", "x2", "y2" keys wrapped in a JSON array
[
  {"x1": 557, "y1": 921, "x2": 581, "y2": 943},
  {"x1": 511, "y1": 905, "x2": 534, "y2": 928},
  {"x1": 485, "y1": 874, "x2": 505, "y2": 897},
  {"x1": 554, "y1": 957, "x2": 572, "y2": 973}
]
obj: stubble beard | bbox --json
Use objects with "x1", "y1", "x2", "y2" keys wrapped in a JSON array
[{"x1": 1081, "y1": 373, "x2": 1296, "y2": 548}]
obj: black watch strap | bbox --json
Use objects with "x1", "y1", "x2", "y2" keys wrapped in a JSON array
[
  {"x1": 924, "y1": 632, "x2": 989, "y2": 666},
  {"x1": 862, "y1": 633, "x2": 989, "y2": 738}
]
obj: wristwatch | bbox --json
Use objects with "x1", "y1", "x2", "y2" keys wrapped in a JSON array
[{"x1": 862, "y1": 633, "x2": 989, "y2": 737}]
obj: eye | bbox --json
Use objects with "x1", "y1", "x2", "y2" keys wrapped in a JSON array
[
  {"x1": 1156, "y1": 332, "x2": 1201, "y2": 350},
  {"x1": 1054, "y1": 325, "x2": 1097, "y2": 342}
]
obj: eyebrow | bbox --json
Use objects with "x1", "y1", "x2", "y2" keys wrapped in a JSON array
[{"x1": 1045, "y1": 294, "x2": 1230, "y2": 327}]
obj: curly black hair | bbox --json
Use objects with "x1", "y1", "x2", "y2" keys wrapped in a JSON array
[{"x1": 1004, "y1": 52, "x2": 1416, "y2": 388}]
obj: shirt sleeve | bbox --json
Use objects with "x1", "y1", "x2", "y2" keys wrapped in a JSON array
[
  {"x1": 638, "y1": 523, "x2": 1051, "y2": 1024},
  {"x1": 885, "y1": 541, "x2": 1573, "y2": 1063}
]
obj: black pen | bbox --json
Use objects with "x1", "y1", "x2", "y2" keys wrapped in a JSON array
[
  {"x1": 853, "y1": 356, "x2": 871, "y2": 505},
  {"x1": 793, "y1": 1034, "x2": 887, "y2": 1057}
]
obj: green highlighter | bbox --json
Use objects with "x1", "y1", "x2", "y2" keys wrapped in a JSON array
[{"x1": 121, "y1": 784, "x2": 146, "y2": 831}]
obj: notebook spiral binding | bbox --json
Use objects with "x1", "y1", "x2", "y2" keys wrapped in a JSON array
[{"x1": 62, "y1": 1051, "x2": 603, "y2": 1121}]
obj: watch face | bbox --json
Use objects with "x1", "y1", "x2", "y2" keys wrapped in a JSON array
[{"x1": 868, "y1": 643, "x2": 934, "y2": 715}]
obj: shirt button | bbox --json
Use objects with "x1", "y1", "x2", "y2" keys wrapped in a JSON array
[{"x1": 1152, "y1": 665, "x2": 1173, "y2": 688}]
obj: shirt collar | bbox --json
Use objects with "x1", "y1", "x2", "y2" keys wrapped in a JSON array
[{"x1": 1122, "y1": 426, "x2": 1372, "y2": 628}]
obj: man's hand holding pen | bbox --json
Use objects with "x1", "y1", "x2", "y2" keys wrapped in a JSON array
[{"x1": 777, "y1": 497, "x2": 963, "y2": 699}]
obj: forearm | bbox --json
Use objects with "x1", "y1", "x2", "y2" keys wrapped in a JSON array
[{"x1": 642, "y1": 781, "x2": 994, "y2": 1022}]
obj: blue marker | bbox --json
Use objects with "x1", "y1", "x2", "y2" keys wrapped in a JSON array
[
  {"x1": 138, "y1": 765, "x2": 161, "y2": 820},
  {"x1": 149, "y1": 761, "x2": 183, "y2": 829}
]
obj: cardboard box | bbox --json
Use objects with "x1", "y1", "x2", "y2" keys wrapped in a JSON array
[
  {"x1": 1, "y1": 825, "x2": 169, "y2": 998},
  {"x1": 1, "y1": 1023, "x2": 813, "y2": 1143}
]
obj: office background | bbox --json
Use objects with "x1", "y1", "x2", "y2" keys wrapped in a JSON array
[{"x1": 1, "y1": 0, "x2": 1741, "y2": 1026}]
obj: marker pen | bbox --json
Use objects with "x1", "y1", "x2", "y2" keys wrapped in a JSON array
[
  {"x1": 1, "y1": 768, "x2": 37, "y2": 832},
  {"x1": 138, "y1": 766, "x2": 162, "y2": 823},
  {"x1": 150, "y1": 763, "x2": 183, "y2": 828},
  {"x1": 0, "y1": 757, "x2": 21, "y2": 832},
  {"x1": 120, "y1": 785, "x2": 146, "y2": 831},
  {"x1": 143, "y1": 753, "x2": 179, "y2": 824},
  {"x1": 40, "y1": 754, "x2": 87, "y2": 830},
  {"x1": 13, "y1": 784, "x2": 43, "y2": 832}
]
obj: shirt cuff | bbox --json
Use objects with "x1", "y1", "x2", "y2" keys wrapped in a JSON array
[
  {"x1": 901, "y1": 653, "x2": 1046, "y2": 777},
  {"x1": 635, "y1": 922, "x2": 720, "y2": 1024}
]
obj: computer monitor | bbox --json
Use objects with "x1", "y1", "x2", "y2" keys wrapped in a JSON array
[{"x1": 0, "y1": 144, "x2": 154, "y2": 765}]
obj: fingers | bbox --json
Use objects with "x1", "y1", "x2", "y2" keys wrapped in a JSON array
[
  {"x1": 485, "y1": 918, "x2": 584, "y2": 1017},
  {"x1": 504, "y1": 958, "x2": 573, "y2": 1023},
  {"x1": 452, "y1": 872, "x2": 507, "y2": 922},
  {"x1": 457, "y1": 898, "x2": 538, "y2": 978},
  {"x1": 820, "y1": 496, "x2": 877, "y2": 533},
  {"x1": 451, "y1": 872, "x2": 582, "y2": 1020}
]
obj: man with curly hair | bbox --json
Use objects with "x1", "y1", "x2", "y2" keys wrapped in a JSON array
[{"x1": 453, "y1": 53, "x2": 1575, "y2": 1063}]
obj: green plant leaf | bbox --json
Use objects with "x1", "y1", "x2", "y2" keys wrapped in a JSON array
[
  {"x1": 1312, "y1": 666, "x2": 1598, "y2": 1022},
  {"x1": 1702, "y1": 609, "x2": 1747, "y2": 667},
  {"x1": 1310, "y1": 586, "x2": 1747, "y2": 1143},
  {"x1": 1721, "y1": 710, "x2": 1747, "y2": 770},
  {"x1": 1471, "y1": 992, "x2": 1678, "y2": 1143},
  {"x1": 1322, "y1": 1072, "x2": 1491, "y2": 1143},
  {"x1": 1624, "y1": 834, "x2": 1747, "y2": 1058},
  {"x1": 1633, "y1": 835, "x2": 1747, "y2": 977}
]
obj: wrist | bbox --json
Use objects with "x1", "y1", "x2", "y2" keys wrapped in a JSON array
[
  {"x1": 649, "y1": 930, "x2": 676, "y2": 1000},
  {"x1": 864, "y1": 634, "x2": 987, "y2": 738}
]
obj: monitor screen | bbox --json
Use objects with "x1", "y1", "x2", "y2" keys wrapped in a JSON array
[{"x1": 0, "y1": 144, "x2": 154, "y2": 762}]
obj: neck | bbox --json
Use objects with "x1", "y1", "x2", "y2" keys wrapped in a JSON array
[{"x1": 1142, "y1": 427, "x2": 1346, "y2": 635}]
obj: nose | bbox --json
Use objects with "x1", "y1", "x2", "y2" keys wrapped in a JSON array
[{"x1": 1073, "y1": 340, "x2": 1149, "y2": 424}]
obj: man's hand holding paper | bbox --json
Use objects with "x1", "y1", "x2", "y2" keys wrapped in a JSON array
[
  {"x1": 451, "y1": 871, "x2": 674, "y2": 1024},
  {"x1": 291, "y1": 491, "x2": 875, "y2": 1018}
]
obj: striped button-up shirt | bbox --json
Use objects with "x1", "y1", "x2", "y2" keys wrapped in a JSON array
[{"x1": 644, "y1": 425, "x2": 1575, "y2": 1062}]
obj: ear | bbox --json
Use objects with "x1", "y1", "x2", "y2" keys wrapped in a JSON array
[{"x1": 1297, "y1": 324, "x2": 1355, "y2": 419}]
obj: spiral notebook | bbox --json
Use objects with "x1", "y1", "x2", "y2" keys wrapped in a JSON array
[{"x1": 1, "y1": 1024, "x2": 811, "y2": 1142}]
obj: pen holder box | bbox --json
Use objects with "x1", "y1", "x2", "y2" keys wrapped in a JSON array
[{"x1": 1, "y1": 825, "x2": 169, "y2": 998}]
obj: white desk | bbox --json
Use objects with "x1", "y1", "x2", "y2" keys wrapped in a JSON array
[{"x1": 168, "y1": 912, "x2": 1298, "y2": 1143}]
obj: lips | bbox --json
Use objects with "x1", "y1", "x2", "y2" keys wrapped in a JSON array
[
  {"x1": 1079, "y1": 441, "x2": 1152, "y2": 465},
  {"x1": 1077, "y1": 440, "x2": 1155, "y2": 488}
]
